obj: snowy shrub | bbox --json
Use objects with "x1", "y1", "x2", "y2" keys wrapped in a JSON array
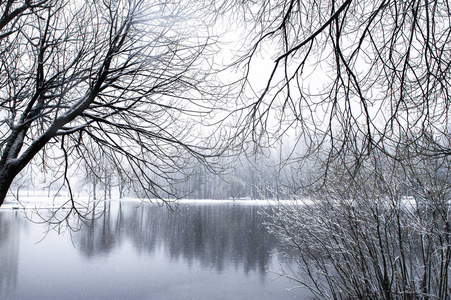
[{"x1": 266, "y1": 151, "x2": 451, "y2": 299}]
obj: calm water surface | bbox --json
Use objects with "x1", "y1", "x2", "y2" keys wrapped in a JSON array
[{"x1": 0, "y1": 201, "x2": 311, "y2": 299}]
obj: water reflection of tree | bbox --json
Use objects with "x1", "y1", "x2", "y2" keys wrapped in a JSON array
[
  {"x1": 0, "y1": 212, "x2": 21, "y2": 297},
  {"x1": 73, "y1": 203, "x2": 282, "y2": 275},
  {"x1": 77, "y1": 202, "x2": 116, "y2": 258}
]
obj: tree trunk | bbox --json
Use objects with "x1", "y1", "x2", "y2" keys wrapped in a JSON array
[
  {"x1": 119, "y1": 183, "x2": 123, "y2": 199},
  {"x1": 0, "y1": 166, "x2": 18, "y2": 206},
  {"x1": 92, "y1": 178, "x2": 97, "y2": 201}
]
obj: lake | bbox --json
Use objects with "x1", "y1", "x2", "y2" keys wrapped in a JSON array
[{"x1": 0, "y1": 200, "x2": 312, "y2": 299}]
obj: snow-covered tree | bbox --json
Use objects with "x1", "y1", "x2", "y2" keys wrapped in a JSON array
[
  {"x1": 236, "y1": 0, "x2": 451, "y2": 298},
  {"x1": 0, "y1": 0, "x2": 230, "y2": 207}
]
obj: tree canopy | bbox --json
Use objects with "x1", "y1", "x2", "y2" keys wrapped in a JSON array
[
  {"x1": 238, "y1": 0, "x2": 451, "y2": 164},
  {"x1": 0, "y1": 0, "x2": 232, "y2": 207}
]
